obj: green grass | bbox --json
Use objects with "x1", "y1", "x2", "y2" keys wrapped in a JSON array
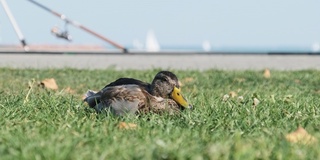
[{"x1": 0, "y1": 68, "x2": 320, "y2": 159}]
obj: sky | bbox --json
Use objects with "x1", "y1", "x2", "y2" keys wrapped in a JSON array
[{"x1": 1, "y1": 0, "x2": 320, "y2": 52}]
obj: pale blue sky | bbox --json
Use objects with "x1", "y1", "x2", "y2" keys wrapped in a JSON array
[{"x1": 1, "y1": 0, "x2": 320, "y2": 51}]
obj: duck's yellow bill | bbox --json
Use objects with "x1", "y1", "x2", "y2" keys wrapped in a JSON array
[{"x1": 171, "y1": 87, "x2": 192, "y2": 109}]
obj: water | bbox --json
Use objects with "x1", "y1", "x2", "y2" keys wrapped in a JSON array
[{"x1": 126, "y1": 44, "x2": 315, "y2": 53}]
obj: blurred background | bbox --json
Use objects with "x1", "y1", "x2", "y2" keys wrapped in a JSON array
[{"x1": 1, "y1": 0, "x2": 320, "y2": 53}]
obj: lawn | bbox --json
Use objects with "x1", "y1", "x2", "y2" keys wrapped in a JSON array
[{"x1": 0, "y1": 68, "x2": 319, "y2": 159}]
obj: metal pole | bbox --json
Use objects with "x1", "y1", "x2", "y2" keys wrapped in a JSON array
[
  {"x1": 27, "y1": 0, "x2": 128, "y2": 53},
  {"x1": 1, "y1": 0, "x2": 29, "y2": 51}
]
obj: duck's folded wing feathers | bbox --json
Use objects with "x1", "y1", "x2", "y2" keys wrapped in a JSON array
[
  {"x1": 100, "y1": 85, "x2": 147, "y2": 115},
  {"x1": 102, "y1": 78, "x2": 150, "y2": 91},
  {"x1": 85, "y1": 78, "x2": 151, "y2": 108}
]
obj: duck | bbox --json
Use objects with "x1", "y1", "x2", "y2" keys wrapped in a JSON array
[{"x1": 84, "y1": 71, "x2": 192, "y2": 116}]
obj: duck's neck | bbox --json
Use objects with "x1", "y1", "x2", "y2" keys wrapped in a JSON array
[
  {"x1": 150, "y1": 85, "x2": 162, "y2": 97},
  {"x1": 150, "y1": 80, "x2": 166, "y2": 97}
]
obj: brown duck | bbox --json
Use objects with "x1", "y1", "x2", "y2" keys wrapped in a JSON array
[{"x1": 84, "y1": 71, "x2": 192, "y2": 116}]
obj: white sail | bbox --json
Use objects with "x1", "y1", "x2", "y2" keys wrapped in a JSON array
[
  {"x1": 202, "y1": 40, "x2": 211, "y2": 52},
  {"x1": 312, "y1": 42, "x2": 320, "y2": 52},
  {"x1": 145, "y1": 29, "x2": 160, "y2": 52}
]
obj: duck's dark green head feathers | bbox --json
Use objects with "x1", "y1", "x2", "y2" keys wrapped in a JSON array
[
  {"x1": 151, "y1": 71, "x2": 179, "y2": 96},
  {"x1": 151, "y1": 71, "x2": 192, "y2": 109},
  {"x1": 154, "y1": 71, "x2": 180, "y2": 86}
]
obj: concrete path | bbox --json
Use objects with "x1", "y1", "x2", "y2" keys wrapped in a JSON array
[{"x1": 0, "y1": 53, "x2": 319, "y2": 70}]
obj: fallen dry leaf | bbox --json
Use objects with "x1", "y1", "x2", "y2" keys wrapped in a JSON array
[
  {"x1": 252, "y1": 98, "x2": 260, "y2": 107},
  {"x1": 263, "y1": 68, "x2": 271, "y2": 78},
  {"x1": 285, "y1": 127, "x2": 317, "y2": 145},
  {"x1": 40, "y1": 78, "x2": 58, "y2": 90},
  {"x1": 229, "y1": 91, "x2": 237, "y2": 98},
  {"x1": 118, "y1": 122, "x2": 138, "y2": 130}
]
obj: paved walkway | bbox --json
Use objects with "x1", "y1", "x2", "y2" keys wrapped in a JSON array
[{"x1": 0, "y1": 53, "x2": 319, "y2": 70}]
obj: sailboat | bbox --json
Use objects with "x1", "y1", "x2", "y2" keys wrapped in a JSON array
[
  {"x1": 145, "y1": 29, "x2": 160, "y2": 52},
  {"x1": 312, "y1": 42, "x2": 320, "y2": 52},
  {"x1": 202, "y1": 40, "x2": 211, "y2": 52}
]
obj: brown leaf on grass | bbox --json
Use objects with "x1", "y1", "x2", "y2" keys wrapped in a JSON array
[
  {"x1": 229, "y1": 91, "x2": 237, "y2": 98},
  {"x1": 39, "y1": 78, "x2": 58, "y2": 90},
  {"x1": 252, "y1": 98, "x2": 260, "y2": 107},
  {"x1": 118, "y1": 122, "x2": 138, "y2": 130},
  {"x1": 285, "y1": 127, "x2": 317, "y2": 145},
  {"x1": 263, "y1": 68, "x2": 271, "y2": 78}
]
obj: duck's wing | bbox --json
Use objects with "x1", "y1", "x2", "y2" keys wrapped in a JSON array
[
  {"x1": 102, "y1": 78, "x2": 150, "y2": 91},
  {"x1": 84, "y1": 78, "x2": 151, "y2": 108},
  {"x1": 97, "y1": 84, "x2": 148, "y2": 115}
]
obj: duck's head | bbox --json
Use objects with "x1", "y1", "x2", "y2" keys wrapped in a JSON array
[{"x1": 151, "y1": 71, "x2": 192, "y2": 109}]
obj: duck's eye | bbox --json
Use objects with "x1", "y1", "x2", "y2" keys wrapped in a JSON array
[
  {"x1": 177, "y1": 93, "x2": 180, "y2": 96},
  {"x1": 160, "y1": 77, "x2": 167, "y2": 82}
]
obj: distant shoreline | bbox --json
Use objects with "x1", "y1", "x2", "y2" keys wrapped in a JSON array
[{"x1": 0, "y1": 44, "x2": 319, "y2": 55}]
